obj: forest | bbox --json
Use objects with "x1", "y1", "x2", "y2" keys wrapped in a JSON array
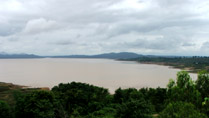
[
  {"x1": 0, "y1": 71, "x2": 209, "y2": 118},
  {"x1": 122, "y1": 56, "x2": 209, "y2": 73}
]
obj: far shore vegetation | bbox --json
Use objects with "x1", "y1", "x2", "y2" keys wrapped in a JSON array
[
  {"x1": 121, "y1": 56, "x2": 209, "y2": 73},
  {"x1": 0, "y1": 71, "x2": 209, "y2": 118}
]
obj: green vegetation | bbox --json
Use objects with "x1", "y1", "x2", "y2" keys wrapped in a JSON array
[
  {"x1": 114, "y1": 88, "x2": 154, "y2": 118},
  {"x1": 123, "y1": 56, "x2": 209, "y2": 73},
  {"x1": 0, "y1": 71, "x2": 209, "y2": 117},
  {"x1": 159, "y1": 102, "x2": 207, "y2": 118},
  {"x1": 15, "y1": 90, "x2": 65, "y2": 118},
  {"x1": 51, "y1": 82, "x2": 110, "y2": 117},
  {"x1": 0, "y1": 100, "x2": 12, "y2": 118}
]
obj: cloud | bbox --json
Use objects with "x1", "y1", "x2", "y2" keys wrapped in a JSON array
[
  {"x1": 23, "y1": 18, "x2": 58, "y2": 34},
  {"x1": 182, "y1": 42, "x2": 195, "y2": 47},
  {"x1": 201, "y1": 42, "x2": 209, "y2": 49},
  {"x1": 0, "y1": 0, "x2": 209, "y2": 56}
]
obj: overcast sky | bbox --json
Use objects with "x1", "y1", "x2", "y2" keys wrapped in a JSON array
[{"x1": 0, "y1": 0, "x2": 209, "y2": 56}]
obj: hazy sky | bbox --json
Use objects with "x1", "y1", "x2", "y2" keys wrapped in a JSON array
[{"x1": 0, "y1": 0, "x2": 209, "y2": 56}]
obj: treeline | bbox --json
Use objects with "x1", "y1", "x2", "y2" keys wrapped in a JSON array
[
  {"x1": 124, "y1": 56, "x2": 209, "y2": 73},
  {"x1": 0, "y1": 71, "x2": 209, "y2": 118}
]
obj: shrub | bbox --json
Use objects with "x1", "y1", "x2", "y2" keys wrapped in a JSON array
[
  {"x1": 15, "y1": 90, "x2": 64, "y2": 118},
  {"x1": 115, "y1": 99, "x2": 153, "y2": 118},
  {"x1": 52, "y1": 82, "x2": 110, "y2": 117},
  {"x1": 159, "y1": 102, "x2": 207, "y2": 118},
  {"x1": 0, "y1": 100, "x2": 12, "y2": 118}
]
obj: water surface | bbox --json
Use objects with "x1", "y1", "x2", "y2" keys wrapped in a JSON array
[{"x1": 0, "y1": 58, "x2": 197, "y2": 93}]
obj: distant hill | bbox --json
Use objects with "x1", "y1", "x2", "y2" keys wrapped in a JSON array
[
  {"x1": 0, "y1": 52, "x2": 142, "y2": 59},
  {"x1": 0, "y1": 53, "x2": 42, "y2": 59},
  {"x1": 50, "y1": 52, "x2": 142, "y2": 59}
]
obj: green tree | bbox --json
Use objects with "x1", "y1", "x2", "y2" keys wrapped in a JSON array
[
  {"x1": 167, "y1": 79, "x2": 175, "y2": 89},
  {"x1": 140, "y1": 87, "x2": 167, "y2": 113},
  {"x1": 202, "y1": 97, "x2": 209, "y2": 116},
  {"x1": 114, "y1": 88, "x2": 153, "y2": 118},
  {"x1": 167, "y1": 71, "x2": 202, "y2": 107},
  {"x1": 176, "y1": 71, "x2": 192, "y2": 88},
  {"x1": 88, "y1": 106, "x2": 116, "y2": 118},
  {"x1": 115, "y1": 99, "x2": 153, "y2": 118},
  {"x1": 196, "y1": 71, "x2": 209, "y2": 99},
  {"x1": 52, "y1": 82, "x2": 110, "y2": 117},
  {"x1": 15, "y1": 90, "x2": 65, "y2": 118},
  {"x1": 114, "y1": 88, "x2": 143, "y2": 103},
  {"x1": 159, "y1": 102, "x2": 207, "y2": 118},
  {"x1": 0, "y1": 100, "x2": 12, "y2": 118}
]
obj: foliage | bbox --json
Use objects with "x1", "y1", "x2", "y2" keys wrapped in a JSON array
[
  {"x1": 167, "y1": 71, "x2": 202, "y2": 107},
  {"x1": 125, "y1": 56, "x2": 209, "y2": 72},
  {"x1": 88, "y1": 106, "x2": 116, "y2": 118},
  {"x1": 114, "y1": 88, "x2": 154, "y2": 118},
  {"x1": 15, "y1": 90, "x2": 65, "y2": 118},
  {"x1": 1, "y1": 71, "x2": 209, "y2": 118},
  {"x1": 196, "y1": 70, "x2": 209, "y2": 99},
  {"x1": 140, "y1": 87, "x2": 167, "y2": 112},
  {"x1": 167, "y1": 79, "x2": 175, "y2": 89},
  {"x1": 0, "y1": 100, "x2": 12, "y2": 118},
  {"x1": 176, "y1": 71, "x2": 193, "y2": 88},
  {"x1": 114, "y1": 88, "x2": 143, "y2": 103},
  {"x1": 202, "y1": 97, "x2": 209, "y2": 116},
  {"x1": 159, "y1": 102, "x2": 207, "y2": 118},
  {"x1": 115, "y1": 99, "x2": 153, "y2": 118},
  {"x1": 52, "y1": 82, "x2": 110, "y2": 117}
]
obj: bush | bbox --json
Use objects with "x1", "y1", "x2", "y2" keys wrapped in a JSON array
[
  {"x1": 114, "y1": 88, "x2": 144, "y2": 103},
  {"x1": 167, "y1": 71, "x2": 202, "y2": 107},
  {"x1": 159, "y1": 102, "x2": 207, "y2": 118},
  {"x1": 52, "y1": 82, "x2": 110, "y2": 117},
  {"x1": 196, "y1": 71, "x2": 209, "y2": 99},
  {"x1": 15, "y1": 90, "x2": 65, "y2": 118},
  {"x1": 115, "y1": 99, "x2": 153, "y2": 118},
  {"x1": 88, "y1": 106, "x2": 116, "y2": 118},
  {"x1": 0, "y1": 100, "x2": 12, "y2": 118},
  {"x1": 139, "y1": 87, "x2": 167, "y2": 112},
  {"x1": 114, "y1": 88, "x2": 154, "y2": 118}
]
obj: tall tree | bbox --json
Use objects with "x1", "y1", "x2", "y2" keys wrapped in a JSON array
[
  {"x1": 167, "y1": 71, "x2": 202, "y2": 107},
  {"x1": 196, "y1": 71, "x2": 209, "y2": 99}
]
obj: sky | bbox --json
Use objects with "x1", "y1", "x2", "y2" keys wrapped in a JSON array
[{"x1": 0, "y1": 0, "x2": 209, "y2": 56}]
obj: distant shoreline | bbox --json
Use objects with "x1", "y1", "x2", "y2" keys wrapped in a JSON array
[{"x1": 137, "y1": 62, "x2": 195, "y2": 73}]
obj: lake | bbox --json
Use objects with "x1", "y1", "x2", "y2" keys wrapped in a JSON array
[{"x1": 0, "y1": 58, "x2": 197, "y2": 93}]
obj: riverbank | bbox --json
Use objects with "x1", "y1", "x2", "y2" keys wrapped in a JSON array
[
  {"x1": 119, "y1": 56, "x2": 209, "y2": 73},
  {"x1": 138, "y1": 62, "x2": 196, "y2": 73},
  {"x1": 0, "y1": 82, "x2": 49, "y2": 105}
]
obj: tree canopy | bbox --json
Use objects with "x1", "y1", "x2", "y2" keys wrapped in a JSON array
[{"x1": 0, "y1": 71, "x2": 209, "y2": 118}]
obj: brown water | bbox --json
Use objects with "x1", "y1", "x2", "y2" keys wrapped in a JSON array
[{"x1": 0, "y1": 58, "x2": 197, "y2": 93}]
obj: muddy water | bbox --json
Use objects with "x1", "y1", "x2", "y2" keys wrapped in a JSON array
[{"x1": 0, "y1": 58, "x2": 197, "y2": 93}]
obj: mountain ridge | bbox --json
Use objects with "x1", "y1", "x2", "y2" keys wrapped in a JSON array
[
  {"x1": 49, "y1": 52, "x2": 142, "y2": 59},
  {"x1": 0, "y1": 53, "x2": 42, "y2": 59},
  {"x1": 0, "y1": 52, "x2": 142, "y2": 59}
]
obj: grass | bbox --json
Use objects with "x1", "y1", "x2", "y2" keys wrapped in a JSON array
[{"x1": 0, "y1": 82, "x2": 49, "y2": 106}]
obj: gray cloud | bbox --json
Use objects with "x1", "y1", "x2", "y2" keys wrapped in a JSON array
[
  {"x1": 182, "y1": 42, "x2": 195, "y2": 47},
  {"x1": 201, "y1": 42, "x2": 209, "y2": 49},
  {"x1": 23, "y1": 18, "x2": 58, "y2": 34},
  {"x1": 51, "y1": 40, "x2": 75, "y2": 45},
  {"x1": 0, "y1": 0, "x2": 209, "y2": 56}
]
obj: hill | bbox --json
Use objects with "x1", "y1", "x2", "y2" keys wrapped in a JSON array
[
  {"x1": 50, "y1": 52, "x2": 142, "y2": 59},
  {"x1": 0, "y1": 52, "x2": 141, "y2": 59},
  {"x1": 0, "y1": 53, "x2": 42, "y2": 59}
]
